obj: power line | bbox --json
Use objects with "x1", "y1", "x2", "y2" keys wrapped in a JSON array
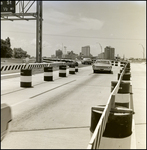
[{"x1": 1, "y1": 30, "x2": 146, "y2": 41}]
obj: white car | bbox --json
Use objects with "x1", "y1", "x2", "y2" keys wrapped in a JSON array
[{"x1": 92, "y1": 59, "x2": 112, "y2": 73}]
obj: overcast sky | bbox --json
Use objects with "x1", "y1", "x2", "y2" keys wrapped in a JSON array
[{"x1": 1, "y1": 1, "x2": 146, "y2": 58}]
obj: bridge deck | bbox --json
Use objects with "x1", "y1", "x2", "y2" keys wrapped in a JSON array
[{"x1": 1, "y1": 62, "x2": 146, "y2": 149}]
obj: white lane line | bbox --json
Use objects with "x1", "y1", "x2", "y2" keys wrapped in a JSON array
[
  {"x1": 1, "y1": 72, "x2": 20, "y2": 76},
  {"x1": 30, "y1": 80, "x2": 76, "y2": 99},
  {"x1": 10, "y1": 80, "x2": 76, "y2": 107}
]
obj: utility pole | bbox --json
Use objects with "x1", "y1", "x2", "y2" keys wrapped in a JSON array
[{"x1": 36, "y1": 1, "x2": 43, "y2": 63}]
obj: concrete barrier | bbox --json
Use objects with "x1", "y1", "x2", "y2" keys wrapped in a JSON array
[
  {"x1": 1, "y1": 103, "x2": 12, "y2": 141},
  {"x1": 44, "y1": 67, "x2": 53, "y2": 81}
]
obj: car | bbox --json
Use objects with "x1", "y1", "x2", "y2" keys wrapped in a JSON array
[
  {"x1": 92, "y1": 59, "x2": 112, "y2": 73},
  {"x1": 81, "y1": 58, "x2": 92, "y2": 65}
]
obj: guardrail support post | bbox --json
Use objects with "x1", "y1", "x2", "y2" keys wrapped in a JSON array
[{"x1": 111, "y1": 81, "x2": 131, "y2": 108}]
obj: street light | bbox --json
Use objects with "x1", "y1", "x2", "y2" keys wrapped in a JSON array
[
  {"x1": 97, "y1": 42, "x2": 103, "y2": 58},
  {"x1": 139, "y1": 44, "x2": 145, "y2": 59}
]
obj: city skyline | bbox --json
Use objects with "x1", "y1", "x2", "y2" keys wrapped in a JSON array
[{"x1": 1, "y1": 1, "x2": 146, "y2": 59}]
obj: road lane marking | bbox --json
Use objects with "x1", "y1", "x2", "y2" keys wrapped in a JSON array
[
  {"x1": 10, "y1": 126, "x2": 90, "y2": 132},
  {"x1": 6, "y1": 80, "x2": 76, "y2": 107},
  {"x1": 30, "y1": 80, "x2": 76, "y2": 99}
]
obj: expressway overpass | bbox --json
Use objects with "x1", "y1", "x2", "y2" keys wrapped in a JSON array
[{"x1": 1, "y1": 62, "x2": 146, "y2": 149}]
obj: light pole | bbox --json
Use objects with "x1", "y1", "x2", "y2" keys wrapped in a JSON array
[
  {"x1": 64, "y1": 46, "x2": 66, "y2": 54},
  {"x1": 97, "y1": 42, "x2": 102, "y2": 58},
  {"x1": 139, "y1": 44, "x2": 145, "y2": 59}
]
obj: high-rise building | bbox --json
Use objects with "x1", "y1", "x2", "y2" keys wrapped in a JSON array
[
  {"x1": 56, "y1": 49, "x2": 63, "y2": 58},
  {"x1": 81, "y1": 46, "x2": 90, "y2": 57},
  {"x1": 104, "y1": 46, "x2": 115, "y2": 60}
]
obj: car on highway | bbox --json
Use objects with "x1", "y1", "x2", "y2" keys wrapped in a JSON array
[
  {"x1": 92, "y1": 59, "x2": 112, "y2": 73},
  {"x1": 81, "y1": 58, "x2": 92, "y2": 65}
]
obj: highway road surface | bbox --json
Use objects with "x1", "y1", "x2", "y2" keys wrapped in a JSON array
[
  {"x1": 1, "y1": 62, "x2": 146, "y2": 149},
  {"x1": 1, "y1": 64, "x2": 120, "y2": 149}
]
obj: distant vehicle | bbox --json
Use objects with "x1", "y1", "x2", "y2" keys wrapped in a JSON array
[
  {"x1": 81, "y1": 58, "x2": 92, "y2": 65},
  {"x1": 92, "y1": 59, "x2": 112, "y2": 73}
]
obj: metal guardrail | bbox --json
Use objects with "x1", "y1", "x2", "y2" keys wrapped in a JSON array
[{"x1": 87, "y1": 63, "x2": 128, "y2": 149}]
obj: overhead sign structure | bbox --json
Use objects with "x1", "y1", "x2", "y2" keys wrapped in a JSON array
[
  {"x1": 1, "y1": 1, "x2": 43, "y2": 63},
  {"x1": 1, "y1": 1, "x2": 15, "y2": 13}
]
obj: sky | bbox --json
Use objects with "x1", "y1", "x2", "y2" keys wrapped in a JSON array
[{"x1": 1, "y1": 1, "x2": 146, "y2": 59}]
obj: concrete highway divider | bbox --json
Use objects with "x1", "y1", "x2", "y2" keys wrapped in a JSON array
[{"x1": 1, "y1": 103, "x2": 12, "y2": 141}]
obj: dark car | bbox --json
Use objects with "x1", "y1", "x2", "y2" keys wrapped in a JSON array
[{"x1": 81, "y1": 58, "x2": 92, "y2": 65}]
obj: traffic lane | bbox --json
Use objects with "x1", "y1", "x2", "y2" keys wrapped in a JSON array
[
  {"x1": 1, "y1": 66, "x2": 120, "y2": 110},
  {"x1": 10, "y1": 75, "x2": 113, "y2": 130},
  {"x1": 1, "y1": 66, "x2": 121, "y2": 149},
  {"x1": 1, "y1": 66, "x2": 95, "y2": 105},
  {"x1": 1, "y1": 64, "x2": 98, "y2": 99}
]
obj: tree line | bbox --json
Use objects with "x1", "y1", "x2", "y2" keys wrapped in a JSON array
[{"x1": 1, "y1": 37, "x2": 30, "y2": 58}]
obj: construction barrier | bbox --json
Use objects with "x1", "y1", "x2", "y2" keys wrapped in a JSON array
[
  {"x1": 115, "y1": 61, "x2": 118, "y2": 66},
  {"x1": 69, "y1": 64, "x2": 75, "y2": 74},
  {"x1": 59, "y1": 65, "x2": 66, "y2": 77},
  {"x1": 75, "y1": 62, "x2": 79, "y2": 72},
  {"x1": 118, "y1": 72, "x2": 131, "y2": 80},
  {"x1": 90, "y1": 106, "x2": 133, "y2": 138},
  {"x1": 20, "y1": 69, "x2": 32, "y2": 88},
  {"x1": 111, "y1": 81, "x2": 130, "y2": 108},
  {"x1": 44, "y1": 67, "x2": 53, "y2": 81},
  {"x1": 111, "y1": 81, "x2": 130, "y2": 94}
]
